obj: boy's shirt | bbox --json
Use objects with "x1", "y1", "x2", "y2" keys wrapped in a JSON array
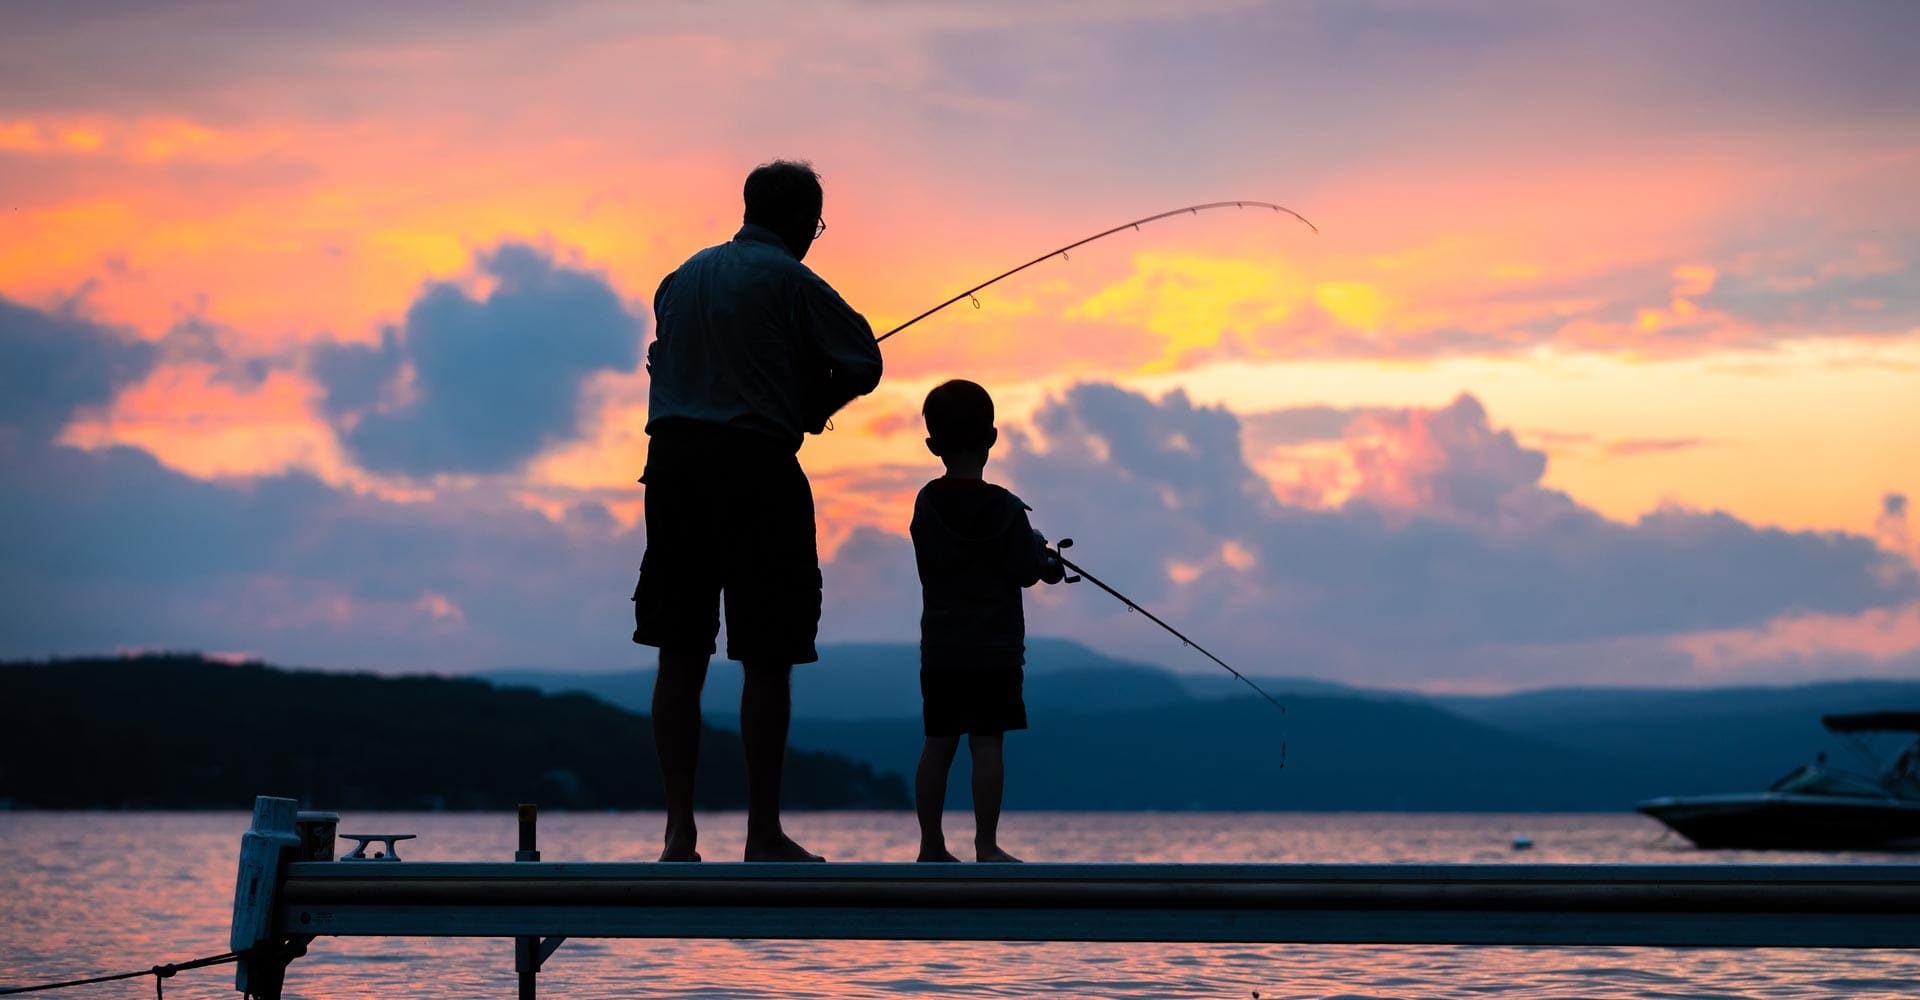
[{"x1": 911, "y1": 476, "x2": 1050, "y2": 661}]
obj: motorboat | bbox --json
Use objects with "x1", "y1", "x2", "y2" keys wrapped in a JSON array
[{"x1": 1636, "y1": 711, "x2": 1920, "y2": 850}]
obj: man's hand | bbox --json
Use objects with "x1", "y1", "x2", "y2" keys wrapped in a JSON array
[
  {"x1": 799, "y1": 366, "x2": 838, "y2": 434},
  {"x1": 801, "y1": 365, "x2": 863, "y2": 434}
]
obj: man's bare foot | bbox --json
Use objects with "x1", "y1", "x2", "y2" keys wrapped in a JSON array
[
  {"x1": 917, "y1": 844, "x2": 961, "y2": 862},
  {"x1": 658, "y1": 846, "x2": 702, "y2": 862},
  {"x1": 744, "y1": 832, "x2": 825, "y2": 862},
  {"x1": 976, "y1": 844, "x2": 1023, "y2": 863}
]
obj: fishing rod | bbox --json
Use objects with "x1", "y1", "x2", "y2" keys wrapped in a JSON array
[
  {"x1": 1052, "y1": 538, "x2": 1288, "y2": 766},
  {"x1": 875, "y1": 200, "x2": 1317, "y2": 345}
]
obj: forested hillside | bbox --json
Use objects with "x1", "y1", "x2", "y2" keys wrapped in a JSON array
[{"x1": 0, "y1": 655, "x2": 907, "y2": 810}]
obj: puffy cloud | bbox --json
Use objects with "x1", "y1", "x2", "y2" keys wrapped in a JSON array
[
  {"x1": 0, "y1": 430, "x2": 646, "y2": 669},
  {"x1": 1343, "y1": 395, "x2": 1546, "y2": 522},
  {"x1": 317, "y1": 243, "x2": 644, "y2": 476},
  {"x1": 805, "y1": 381, "x2": 1920, "y2": 688},
  {"x1": 0, "y1": 297, "x2": 154, "y2": 441}
]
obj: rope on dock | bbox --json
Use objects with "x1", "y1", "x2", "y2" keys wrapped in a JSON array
[{"x1": 0, "y1": 950, "x2": 243, "y2": 998}]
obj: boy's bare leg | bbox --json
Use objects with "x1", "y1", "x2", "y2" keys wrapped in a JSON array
[
  {"x1": 740, "y1": 660, "x2": 825, "y2": 862},
  {"x1": 969, "y1": 732, "x2": 1021, "y2": 862},
  {"x1": 652, "y1": 648, "x2": 709, "y2": 861},
  {"x1": 915, "y1": 736, "x2": 962, "y2": 861}
]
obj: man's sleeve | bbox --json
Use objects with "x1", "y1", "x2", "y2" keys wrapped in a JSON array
[
  {"x1": 646, "y1": 272, "x2": 674, "y2": 375},
  {"x1": 793, "y1": 272, "x2": 883, "y2": 415}
]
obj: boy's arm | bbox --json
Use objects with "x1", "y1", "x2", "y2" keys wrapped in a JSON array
[
  {"x1": 1002, "y1": 499, "x2": 1050, "y2": 588},
  {"x1": 1036, "y1": 533, "x2": 1066, "y2": 585}
]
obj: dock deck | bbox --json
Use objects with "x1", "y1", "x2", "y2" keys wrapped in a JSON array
[{"x1": 277, "y1": 859, "x2": 1920, "y2": 949}]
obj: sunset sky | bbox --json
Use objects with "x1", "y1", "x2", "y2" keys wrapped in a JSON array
[{"x1": 3, "y1": 1, "x2": 1916, "y2": 691}]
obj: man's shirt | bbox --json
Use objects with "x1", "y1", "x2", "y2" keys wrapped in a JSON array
[{"x1": 646, "y1": 224, "x2": 882, "y2": 450}]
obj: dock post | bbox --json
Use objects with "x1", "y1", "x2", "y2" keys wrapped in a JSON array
[
  {"x1": 231, "y1": 796, "x2": 301, "y2": 999},
  {"x1": 514, "y1": 804, "x2": 540, "y2": 1000}
]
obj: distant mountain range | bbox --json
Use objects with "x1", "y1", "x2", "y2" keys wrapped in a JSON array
[
  {"x1": 6, "y1": 645, "x2": 1912, "y2": 813},
  {"x1": 484, "y1": 638, "x2": 1920, "y2": 811}
]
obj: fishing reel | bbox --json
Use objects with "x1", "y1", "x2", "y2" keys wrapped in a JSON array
[{"x1": 1053, "y1": 538, "x2": 1081, "y2": 584}]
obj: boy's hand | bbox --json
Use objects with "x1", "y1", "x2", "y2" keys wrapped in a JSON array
[{"x1": 1035, "y1": 531, "x2": 1066, "y2": 585}]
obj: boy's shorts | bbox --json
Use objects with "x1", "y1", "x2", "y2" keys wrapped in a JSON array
[
  {"x1": 632, "y1": 421, "x2": 822, "y2": 665},
  {"x1": 921, "y1": 649, "x2": 1027, "y2": 737}
]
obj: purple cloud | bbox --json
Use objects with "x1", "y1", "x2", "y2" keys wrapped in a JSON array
[
  {"x1": 0, "y1": 297, "x2": 153, "y2": 442},
  {"x1": 315, "y1": 243, "x2": 644, "y2": 476}
]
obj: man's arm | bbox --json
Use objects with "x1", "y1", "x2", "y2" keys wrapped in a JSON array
[
  {"x1": 646, "y1": 272, "x2": 675, "y2": 376},
  {"x1": 793, "y1": 273, "x2": 883, "y2": 431}
]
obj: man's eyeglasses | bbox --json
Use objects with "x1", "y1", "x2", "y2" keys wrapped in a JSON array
[{"x1": 813, "y1": 218, "x2": 827, "y2": 239}]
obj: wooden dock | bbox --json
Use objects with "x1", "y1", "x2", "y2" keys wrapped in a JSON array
[{"x1": 229, "y1": 798, "x2": 1920, "y2": 999}]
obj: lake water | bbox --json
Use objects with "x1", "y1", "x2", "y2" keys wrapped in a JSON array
[{"x1": 3, "y1": 811, "x2": 1917, "y2": 999}]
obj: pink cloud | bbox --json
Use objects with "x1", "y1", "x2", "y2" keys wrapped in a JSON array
[{"x1": 1674, "y1": 602, "x2": 1920, "y2": 676}]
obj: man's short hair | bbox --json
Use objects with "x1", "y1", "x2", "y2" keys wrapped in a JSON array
[
  {"x1": 923, "y1": 379, "x2": 996, "y2": 456},
  {"x1": 744, "y1": 160, "x2": 823, "y2": 228}
]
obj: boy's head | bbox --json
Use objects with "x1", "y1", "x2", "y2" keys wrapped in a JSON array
[{"x1": 922, "y1": 379, "x2": 997, "y2": 463}]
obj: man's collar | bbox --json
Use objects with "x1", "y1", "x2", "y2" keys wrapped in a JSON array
[{"x1": 733, "y1": 223, "x2": 792, "y2": 256}]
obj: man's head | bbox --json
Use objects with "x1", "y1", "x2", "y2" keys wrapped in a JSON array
[
  {"x1": 743, "y1": 159, "x2": 824, "y2": 261},
  {"x1": 923, "y1": 379, "x2": 998, "y2": 467}
]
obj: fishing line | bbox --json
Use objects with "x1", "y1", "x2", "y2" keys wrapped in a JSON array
[
  {"x1": 874, "y1": 200, "x2": 1317, "y2": 345},
  {"x1": 1053, "y1": 539, "x2": 1288, "y2": 767}
]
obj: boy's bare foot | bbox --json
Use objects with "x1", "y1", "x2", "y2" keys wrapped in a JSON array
[
  {"x1": 976, "y1": 845, "x2": 1023, "y2": 863},
  {"x1": 660, "y1": 825, "x2": 700, "y2": 862},
  {"x1": 917, "y1": 845, "x2": 961, "y2": 862},
  {"x1": 744, "y1": 832, "x2": 826, "y2": 862}
]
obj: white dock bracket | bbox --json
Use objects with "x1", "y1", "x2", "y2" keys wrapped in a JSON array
[{"x1": 230, "y1": 796, "x2": 302, "y2": 999}]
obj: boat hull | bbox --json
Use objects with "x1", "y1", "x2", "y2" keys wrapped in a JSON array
[{"x1": 1638, "y1": 793, "x2": 1920, "y2": 851}]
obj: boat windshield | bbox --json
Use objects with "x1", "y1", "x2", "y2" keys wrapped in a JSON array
[{"x1": 1768, "y1": 764, "x2": 1893, "y2": 798}]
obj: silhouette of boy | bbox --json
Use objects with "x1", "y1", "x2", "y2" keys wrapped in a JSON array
[{"x1": 910, "y1": 379, "x2": 1064, "y2": 863}]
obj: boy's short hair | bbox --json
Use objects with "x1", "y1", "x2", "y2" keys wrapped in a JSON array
[
  {"x1": 743, "y1": 160, "x2": 823, "y2": 227},
  {"x1": 923, "y1": 379, "x2": 995, "y2": 456}
]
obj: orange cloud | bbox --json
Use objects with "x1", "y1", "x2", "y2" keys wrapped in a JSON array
[{"x1": 58, "y1": 363, "x2": 355, "y2": 482}]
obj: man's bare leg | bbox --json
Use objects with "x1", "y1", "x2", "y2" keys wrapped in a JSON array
[
  {"x1": 652, "y1": 648, "x2": 709, "y2": 861},
  {"x1": 740, "y1": 660, "x2": 824, "y2": 862},
  {"x1": 915, "y1": 736, "x2": 961, "y2": 862},
  {"x1": 969, "y1": 732, "x2": 1021, "y2": 863}
]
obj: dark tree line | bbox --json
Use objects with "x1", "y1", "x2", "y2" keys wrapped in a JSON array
[{"x1": 0, "y1": 654, "x2": 907, "y2": 811}]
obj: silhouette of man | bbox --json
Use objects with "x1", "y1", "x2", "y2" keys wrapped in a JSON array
[{"x1": 633, "y1": 160, "x2": 882, "y2": 862}]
